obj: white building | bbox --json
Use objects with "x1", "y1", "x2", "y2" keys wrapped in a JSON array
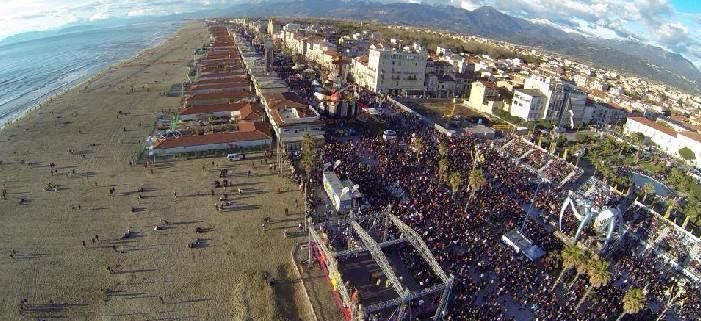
[
  {"x1": 583, "y1": 102, "x2": 627, "y2": 126},
  {"x1": 625, "y1": 116, "x2": 701, "y2": 168},
  {"x1": 149, "y1": 121, "x2": 272, "y2": 156},
  {"x1": 524, "y1": 75, "x2": 587, "y2": 127},
  {"x1": 625, "y1": 116, "x2": 679, "y2": 155},
  {"x1": 351, "y1": 44, "x2": 427, "y2": 95},
  {"x1": 510, "y1": 89, "x2": 546, "y2": 122},
  {"x1": 466, "y1": 81, "x2": 503, "y2": 115},
  {"x1": 262, "y1": 92, "x2": 324, "y2": 150}
]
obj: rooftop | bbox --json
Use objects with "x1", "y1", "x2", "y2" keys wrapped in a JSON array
[
  {"x1": 152, "y1": 125, "x2": 271, "y2": 150},
  {"x1": 680, "y1": 130, "x2": 701, "y2": 143},
  {"x1": 516, "y1": 88, "x2": 545, "y2": 97},
  {"x1": 180, "y1": 102, "x2": 255, "y2": 116},
  {"x1": 628, "y1": 116, "x2": 677, "y2": 137}
]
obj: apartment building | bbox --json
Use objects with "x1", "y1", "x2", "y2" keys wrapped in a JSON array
[
  {"x1": 510, "y1": 89, "x2": 546, "y2": 121},
  {"x1": 524, "y1": 75, "x2": 587, "y2": 127},
  {"x1": 350, "y1": 44, "x2": 427, "y2": 95}
]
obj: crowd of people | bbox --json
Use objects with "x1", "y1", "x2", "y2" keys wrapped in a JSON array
[
  {"x1": 265, "y1": 40, "x2": 699, "y2": 321},
  {"x1": 311, "y1": 88, "x2": 699, "y2": 321}
]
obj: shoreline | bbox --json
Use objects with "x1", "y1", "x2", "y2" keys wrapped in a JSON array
[{"x1": 0, "y1": 22, "x2": 185, "y2": 133}]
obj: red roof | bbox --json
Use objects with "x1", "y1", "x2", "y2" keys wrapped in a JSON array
[
  {"x1": 153, "y1": 131, "x2": 270, "y2": 149},
  {"x1": 188, "y1": 91, "x2": 252, "y2": 101},
  {"x1": 628, "y1": 117, "x2": 677, "y2": 137},
  {"x1": 680, "y1": 131, "x2": 701, "y2": 143},
  {"x1": 191, "y1": 82, "x2": 249, "y2": 90},
  {"x1": 180, "y1": 102, "x2": 254, "y2": 116},
  {"x1": 196, "y1": 77, "x2": 248, "y2": 84}
]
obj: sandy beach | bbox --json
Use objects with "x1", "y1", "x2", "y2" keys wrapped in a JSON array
[{"x1": 0, "y1": 21, "x2": 316, "y2": 321}]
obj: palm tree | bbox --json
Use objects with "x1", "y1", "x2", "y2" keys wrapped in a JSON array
[
  {"x1": 438, "y1": 142, "x2": 448, "y2": 157},
  {"x1": 576, "y1": 256, "x2": 612, "y2": 309},
  {"x1": 665, "y1": 198, "x2": 678, "y2": 220},
  {"x1": 569, "y1": 249, "x2": 591, "y2": 289},
  {"x1": 682, "y1": 206, "x2": 699, "y2": 229},
  {"x1": 411, "y1": 137, "x2": 425, "y2": 154},
  {"x1": 616, "y1": 287, "x2": 646, "y2": 321},
  {"x1": 552, "y1": 244, "x2": 580, "y2": 291},
  {"x1": 448, "y1": 171, "x2": 462, "y2": 198},
  {"x1": 438, "y1": 158, "x2": 449, "y2": 182},
  {"x1": 467, "y1": 168, "x2": 486, "y2": 199},
  {"x1": 301, "y1": 133, "x2": 316, "y2": 178},
  {"x1": 641, "y1": 183, "x2": 655, "y2": 204}
]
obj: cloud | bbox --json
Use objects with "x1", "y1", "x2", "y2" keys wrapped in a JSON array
[
  {"x1": 405, "y1": 0, "x2": 701, "y2": 68},
  {"x1": 657, "y1": 22, "x2": 689, "y2": 48},
  {"x1": 0, "y1": 0, "x2": 239, "y2": 41}
]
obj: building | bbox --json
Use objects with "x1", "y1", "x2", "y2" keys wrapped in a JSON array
[
  {"x1": 510, "y1": 89, "x2": 546, "y2": 122},
  {"x1": 583, "y1": 102, "x2": 628, "y2": 126},
  {"x1": 524, "y1": 75, "x2": 587, "y2": 127},
  {"x1": 261, "y1": 92, "x2": 324, "y2": 150},
  {"x1": 624, "y1": 116, "x2": 678, "y2": 155},
  {"x1": 351, "y1": 44, "x2": 427, "y2": 95},
  {"x1": 179, "y1": 102, "x2": 261, "y2": 122},
  {"x1": 625, "y1": 116, "x2": 701, "y2": 168},
  {"x1": 267, "y1": 18, "x2": 283, "y2": 36},
  {"x1": 466, "y1": 81, "x2": 503, "y2": 114},
  {"x1": 149, "y1": 121, "x2": 272, "y2": 156}
]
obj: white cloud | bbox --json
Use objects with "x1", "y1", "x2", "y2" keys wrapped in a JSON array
[
  {"x1": 0, "y1": 0, "x2": 240, "y2": 41},
  {"x1": 410, "y1": 0, "x2": 701, "y2": 67},
  {"x1": 658, "y1": 22, "x2": 689, "y2": 46}
]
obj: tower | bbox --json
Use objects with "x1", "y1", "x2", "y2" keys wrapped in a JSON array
[{"x1": 264, "y1": 37, "x2": 273, "y2": 72}]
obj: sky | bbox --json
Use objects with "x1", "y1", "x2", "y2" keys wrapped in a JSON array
[
  {"x1": 412, "y1": 0, "x2": 701, "y2": 67},
  {"x1": 1, "y1": 0, "x2": 700, "y2": 66}
]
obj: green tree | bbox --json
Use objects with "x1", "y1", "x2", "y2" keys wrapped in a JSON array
[
  {"x1": 679, "y1": 147, "x2": 696, "y2": 162},
  {"x1": 552, "y1": 244, "x2": 581, "y2": 291},
  {"x1": 438, "y1": 158, "x2": 449, "y2": 182},
  {"x1": 467, "y1": 168, "x2": 486, "y2": 199},
  {"x1": 682, "y1": 204, "x2": 700, "y2": 229},
  {"x1": 448, "y1": 171, "x2": 462, "y2": 197},
  {"x1": 640, "y1": 183, "x2": 655, "y2": 204},
  {"x1": 411, "y1": 137, "x2": 425, "y2": 154},
  {"x1": 569, "y1": 250, "x2": 591, "y2": 289},
  {"x1": 438, "y1": 142, "x2": 448, "y2": 157},
  {"x1": 665, "y1": 198, "x2": 678, "y2": 219},
  {"x1": 301, "y1": 133, "x2": 316, "y2": 179},
  {"x1": 630, "y1": 132, "x2": 645, "y2": 146},
  {"x1": 576, "y1": 257, "x2": 612, "y2": 310},
  {"x1": 616, "y1": 287, "x2": 646, "y2": 321}
]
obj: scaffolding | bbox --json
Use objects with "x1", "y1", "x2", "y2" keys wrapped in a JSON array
[{"x1": 307, "y1": 206, "x2": 453, "y2": 320}]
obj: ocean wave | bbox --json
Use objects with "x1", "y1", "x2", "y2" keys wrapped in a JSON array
[{"x1": 0, "y1": 20, "x2": 181, "y2": 129}]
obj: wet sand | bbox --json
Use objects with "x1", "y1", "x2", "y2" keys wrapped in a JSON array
[{"x1": 0, "y1": 21, "x2": 315, "y2": 321}]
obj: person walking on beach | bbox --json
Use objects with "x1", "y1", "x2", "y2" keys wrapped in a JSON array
[{"x1": 1, "y1": 189, "x2": 7, "y2": 200}]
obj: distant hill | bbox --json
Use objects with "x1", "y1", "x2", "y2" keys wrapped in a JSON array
[{"x1": 224, "y1": 0, "x2": 701, "y2": 94}]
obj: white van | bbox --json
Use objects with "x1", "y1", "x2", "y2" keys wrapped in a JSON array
[
  {"x1": 226, "y1": 153, "x2": 244, "y2": 161},
  {"x1": 382, "y1": 130, "x2": 397, "y2": 141}
]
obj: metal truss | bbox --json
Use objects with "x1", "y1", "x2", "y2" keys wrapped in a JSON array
[
  {"x1": 307, "y1": 206, "x2": 453, "y2": 321},
  {"x1": 349, "y1": 219, "x2": 409, "y2": 299}
]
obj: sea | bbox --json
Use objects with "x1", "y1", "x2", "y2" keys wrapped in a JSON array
[{"x1": 0, "y1": 20, "x2": 183, "y2": 129}]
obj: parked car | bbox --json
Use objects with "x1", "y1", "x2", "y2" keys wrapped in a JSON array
[{"x1": 227, "y1": 153, "x2": 244, "y2": 161}]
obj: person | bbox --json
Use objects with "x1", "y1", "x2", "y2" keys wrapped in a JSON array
[{"x1": 1, "y1": 189, "x2": 6, "y2": 200}]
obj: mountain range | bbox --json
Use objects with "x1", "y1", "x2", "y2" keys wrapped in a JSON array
[{"x1": 225, "y1": 0, "x2": 701, "y2": 94}]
